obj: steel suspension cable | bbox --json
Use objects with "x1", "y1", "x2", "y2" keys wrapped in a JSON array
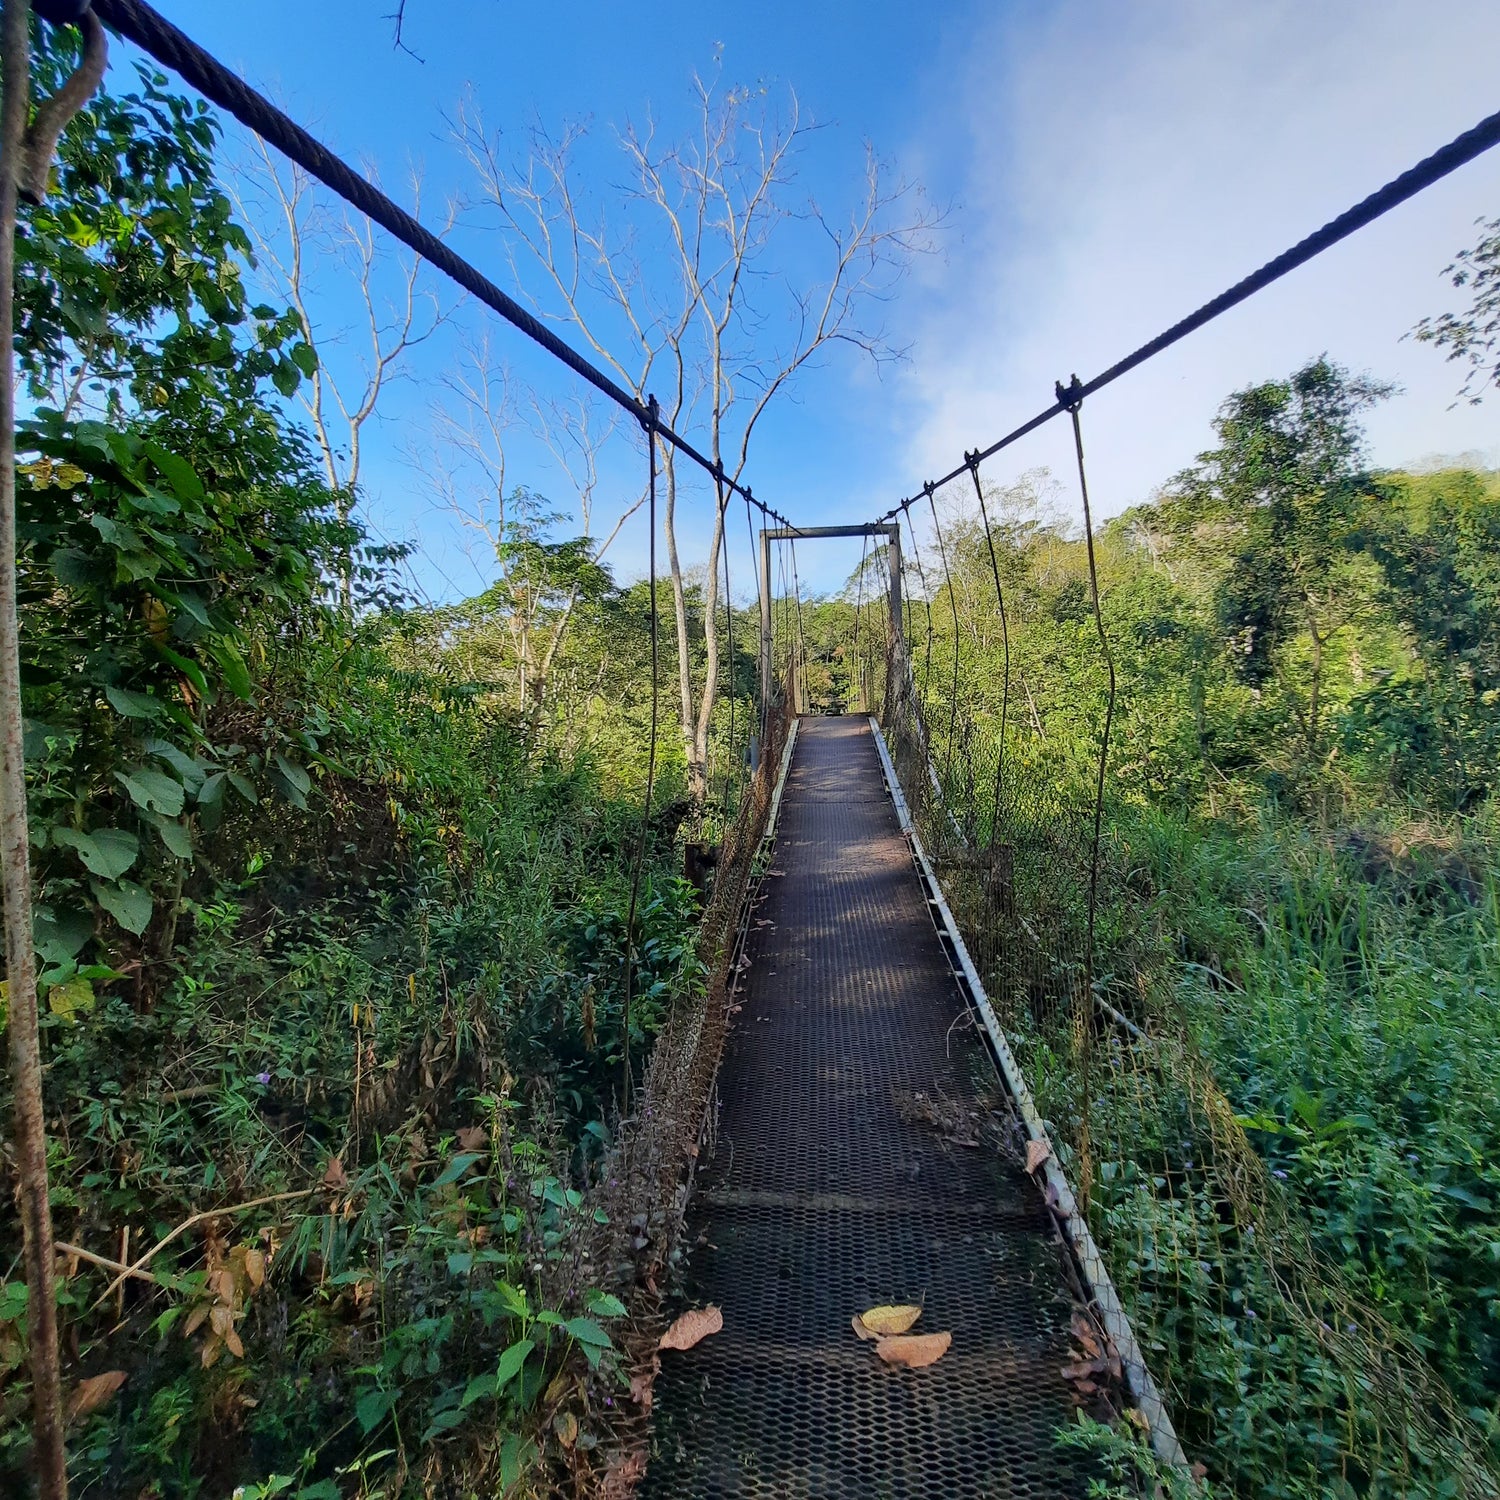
[
  {"x1": 852, "y1": 531, "x2": 868, "y2": 711},
  {"x1": 965, "y1": 453, "x2": 1012, "y2": 842},
  {"x1": 790, "y1": 539, "x2": 807, "y2": 711},
  {"x1": 1060, "y1": 376, "x2": 1111, "y2": 1210},
  {"x1": 875, "y1": 103, "x2": 1500, "y2": 524},
  {"x1": 619, "y1": 402, "x2": 662, "y2": 1113},
  {"x1": 902, "y1": 510, "x2": 937, "y2": 707},
  {"x1": 924, "y1": 483, "x2": 962, "y2": 786}
]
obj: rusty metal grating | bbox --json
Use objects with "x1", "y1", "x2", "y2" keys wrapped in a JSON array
[{"x1": 641, "y1": 717, "x2": 1097, "y2": 1498}]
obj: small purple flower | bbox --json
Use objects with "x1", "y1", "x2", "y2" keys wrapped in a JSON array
[
  {"x1": 1272, "y1": 1169, "x2": 1287, "y2": 1180},
  {"x1": 1245, "y1": 1309, "x2": 1257, "y2": 1319},
  {"x1": 254, "y1": 1071, "x2": 272, "y2": 1086}
]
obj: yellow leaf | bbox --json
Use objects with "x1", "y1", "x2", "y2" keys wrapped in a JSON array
[
  {"x1": 859, "y1": 1303, "x2": 922, "y2": 1336},
  {"x1": 54, "y1": 463, "x2": 87, "y2": 490},
  {"x1": 875, "y1": 1331, "x2": 952, "y2": 1369},
  {"x1": 47, "y1": 978, "x2": 95, "y2": 1023},
  {"x1": 658, "y1": 1305, "x2": 723, "y2": 1352},
  {"x1": 552, "y1": 1410, "x2": 579, "y2": 1447},
  {"x1": 67, "y1": 1370, "x2": 126, "y2": 1422}
]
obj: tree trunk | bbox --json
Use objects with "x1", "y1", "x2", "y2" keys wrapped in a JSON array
[
  {"x1": 660, "y1": 453, "x2": 701, "y2": 798},
  {"x1": 1, "y1": 4, "x2": 70, "y2": 1494}
]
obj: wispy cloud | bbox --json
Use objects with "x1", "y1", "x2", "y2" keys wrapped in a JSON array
[{"x1": 897, "y1": 0, "x2": 1500, "y2": 522}]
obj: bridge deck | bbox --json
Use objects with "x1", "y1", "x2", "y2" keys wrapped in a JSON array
[{"x1": 642, "y1": 716, "x2": 1096, "y2": 1499}]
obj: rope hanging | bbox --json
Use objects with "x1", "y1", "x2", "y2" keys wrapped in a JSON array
[
  {"x1": 619, "y1": 397, "x2": 662, "y2": 1112},
  {"x1": 1058, "y1": 374, "x2": 1112, "y2": 1209},
  {"x1": 923, "y1": 483, "x2": 961, "y2": 787},
  {"x1": 965, "y1": 453, "x2": 1012, "y2": 842}
]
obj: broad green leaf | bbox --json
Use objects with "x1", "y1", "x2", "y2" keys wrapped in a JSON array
[
  {"x1": 498, "y1": 1434, "x2": 538, "y2": 1489},
  {"x1": 104, "y1": 685, "x2": 162, "y2": 720},
  {"x1": 145, "y1": 739, "x2": 207, "y2": 790},
  {"x1": 460, "y1": 1372, "x2": 495, "y2": 1410},
  {"x1": 226, "y1": 771, "x2": 259, "y2": 806},
  {"x1": 494, "y1": 1282, "x2": 529, "y2": 1319},
  {"x1": 51, "y1": 826, "x2": 138, "y2": 881},
  {"x1": 271, "y1": 359, "x2": 300, "y2": 398},
  {"x1": 583, "y1": 1290, "x2": 628, "y2": 1319},
  {"x1": 212, "y1": 639, "x2": 253, "y2": 700},
  {"x1": 354, "y1": 1386, "x2": 399, "y2": 1436},
  {"x1": 289, "y1": 341, "x2": 318, "y2": 377},
  {"x1": 115, "y1": 767, "x2": 185, "y2": 817},
  {"x1": 421, "y1": 1407, "x2": 466, "y2": 1442},
  {"x1": 47, "y1": 977, "x2": 95, "y2": 1022},
  {"x1": 146, "y1": 813, "x2": 193, "y2": 861},
  {"x1": 91, "y1": 514, "x2": 144, "y2": 551},
  {"x1": 34, "y1": 906, "x2": 92, "y2": 965},
  {"x1": 561, "y1": 1316, "x2": 612, "y2": 1349},
  {"x1": 430, "y1": 1152, "x2": 483, "y2": 1189},
  {"x1": 156, "y1": 646, "x2": 209, "y2": 699},
  {"x1": 273, "y1": 754, "x2": 311, "y2": 798},
  {"x1": 496, "y1": 1338, "x2": 534, "y2": 1389},
  {"x1": 144, "y1": 442, "x2": 205, "y2": 501},
  {"x1": 92, "y1": 879, "x2": 153, "y2": 936}
]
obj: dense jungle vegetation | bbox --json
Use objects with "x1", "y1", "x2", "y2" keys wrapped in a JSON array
[
  {"x1": 4, "y1": 14, "x2": 1500, "y2": 1500},
  {"x1": 840, "y1": 355, "x2": 1500, "y2": 1494},
  {"x1": 0, "y1": 36, "x2": 758, "y2": 1500}
]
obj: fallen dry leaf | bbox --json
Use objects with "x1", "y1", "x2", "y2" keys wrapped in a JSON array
[
  {"x1": 859, "y1": 1303, "x2": 922, "y2": 1336},
  {"x1": 455, "y1": 1125, "x2": 488, "y2": 1153},
  {"x1": 68, "y1": 1370, "x2": 126, "y2": 1422},
  {"x1": 659, "y1": 1304, "x2": 723, "y2": 1352},
  {"x1": 553, "y1": 1410, "x2": 579, "y2": 1447},
  {"x1": 1070, "y1": 1313, "x2": 1103, "y2": 1359},
  {"x1": 851, "y1": 1315, "x2": 876, "y2": 1342},
  {"x1": 321, "y1": 1156, "x2": 348, "y2": 1192},
  {"x1": 1025, "y1": 1137, "x2": 1053, "y2": 1174},
  {"x1": 875, "y1": 1331, "x2": 952, "y2": 1369}
]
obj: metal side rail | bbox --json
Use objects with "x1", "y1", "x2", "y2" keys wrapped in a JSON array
[
  {"x1": 641, "y1": 717, "x2": 1107, "y2": 1499},
  {"x1": 868, "y1": 717, "x2": 1188, "y2": 1474}
]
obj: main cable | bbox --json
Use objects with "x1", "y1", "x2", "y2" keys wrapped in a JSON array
[{"x1": 877, "y1": 102, "x2": 1500, "y2": 522}]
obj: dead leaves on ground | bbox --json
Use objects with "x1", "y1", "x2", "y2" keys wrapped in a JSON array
[
  {"x1": 856, "y1": 1303, "x2": 922, "y2": 1336},
  {"x1": 68, "y1": 1370, "x2": 126, "y2": 1422},
  {"x1": 658, "y1": 1304, "x2": 723, "y2": 1352},
  {"x1": 1062, "y1": 1310, "x2": 1122, "y2": 1404},
  {"x1": 1025, "y1": 1136, "x2": 1053, "y2": 1174},
  {"x1": 875, "y1": 1331, "x2": 952, "y2": 1369},
  {"x1": 894, "y1": 1088, "x2": 982, "y2": 1148},
  {"x1": 852, "y1": 1302, "x2": 951, "y2": 1370}
]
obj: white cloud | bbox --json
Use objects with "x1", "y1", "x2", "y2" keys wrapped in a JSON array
[{"x1": 897, "y1": 0, "x2": 1500, "y2": 523}]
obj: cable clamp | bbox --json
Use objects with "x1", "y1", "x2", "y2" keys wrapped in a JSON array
[
  {"x1": 640, "y1": 393, "x2": 660, "y2": 435},
  {"x1": 1055, "y1": 374, "x2": 1085, "y2": 412}
]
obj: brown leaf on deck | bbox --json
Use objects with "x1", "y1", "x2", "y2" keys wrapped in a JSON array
[{"x1": 659, "y1": 1304, "x2": 723, "y2": 1351}]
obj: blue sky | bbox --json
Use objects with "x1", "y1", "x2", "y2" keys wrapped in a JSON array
[{"x1": 129, "y1": 1, "x2": 1500, "y2": 602}]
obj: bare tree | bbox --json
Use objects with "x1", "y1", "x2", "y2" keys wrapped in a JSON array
[
  {"x1": 455, "y1": 70, "x2": 939, "y2": 798},
  {"x1": 425, "y1": 335, "x2": 642, "y2": 719},
  {"x1": 235, "y1": 139, "x2": 456, "y2": 609}
]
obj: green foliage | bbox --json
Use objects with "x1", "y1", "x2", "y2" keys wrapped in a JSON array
[
  {"x1": 0, "y1": 40, "x2": 697, "y2": 1500},
  {"x1": 1414, "y1": 213, "x2": 1500, "y2": 406}
]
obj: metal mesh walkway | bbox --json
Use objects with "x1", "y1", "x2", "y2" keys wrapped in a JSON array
[{"x1": 641, "y1": 716, "x2": 1096, "y2": 1499}]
